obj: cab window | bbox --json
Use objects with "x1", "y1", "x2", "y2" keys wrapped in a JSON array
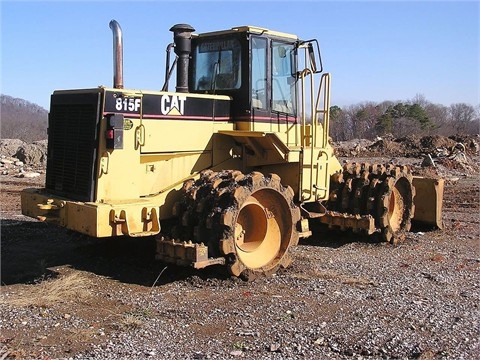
[
  {"x1": 272, "y1": 42, "x2": 296, "y2": 114},
  {"x1": 251, "y1": 37, "x2": 267, "y2": 109}
]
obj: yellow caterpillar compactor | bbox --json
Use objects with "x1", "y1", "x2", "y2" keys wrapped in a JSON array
[{"x1": 21, "y1": 20, "x2": 443, "y2": 279}]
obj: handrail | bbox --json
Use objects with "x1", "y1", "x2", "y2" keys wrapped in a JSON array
[
  {"x1": 297, "y1": 73, "x2": 332, "y2": 201},
  {"x1": 298, "y1": 67, "x2": 314, "y2": 147},
  {"x1": 315, "y1": 73, "x2": 331, "y2": 149},
  {"x1": 298, "y1": 66, "x2": 316, "y2": 201},
  {"x1": 296, "y1": 37, "x2": 332, "y2": 201}
]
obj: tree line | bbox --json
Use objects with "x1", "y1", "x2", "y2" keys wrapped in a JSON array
[
  {"x1": 329, "y1": 95, "x2": 479, "y2": 141},
  {"x1": 1, "y1": 94, "x2": 48, "y2": 142}
]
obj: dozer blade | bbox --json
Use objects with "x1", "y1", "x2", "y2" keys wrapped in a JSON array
[{"x1": 412, "y1": 176, "x2": 444, "y2": 229}]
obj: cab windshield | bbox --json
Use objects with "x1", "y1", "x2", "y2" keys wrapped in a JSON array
[{"x1": 192, "y1": 37, "x2": 242, "y2": 91}]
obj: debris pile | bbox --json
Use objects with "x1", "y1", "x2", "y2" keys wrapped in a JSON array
[
  {"x1": 334, "y1": 134, "x2": 479, "y2": 159},
  {"x1": 417, "y1": 138, "x2": 479, "y2": 176},
  {"x1": 0, "y1": 139, "x2": 46, "y2": 178}
]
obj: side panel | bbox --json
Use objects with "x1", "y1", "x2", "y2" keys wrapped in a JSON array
[
  {"x1": 95, "y1": 114, "x2": 142, "y2": 201},
  {"x1": 141, "y1": 120, "x2": 214, "y2": 153}
]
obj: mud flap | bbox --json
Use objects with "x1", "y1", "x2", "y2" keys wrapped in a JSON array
[{"x1": 412, "y1": 176, "x2": 444, "y2": 229}]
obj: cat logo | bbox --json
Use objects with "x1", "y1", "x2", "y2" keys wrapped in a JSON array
[{"x1": 161, "y1": 94, "x2": 187, "y2": 116}]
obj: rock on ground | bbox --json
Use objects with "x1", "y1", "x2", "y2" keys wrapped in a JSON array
[
  {"x1": 14, "y1": 140, "x2": 48, "y2": 165},
  {"x1": 0, "y1": 139, "x2": 27, "y2": 158}
]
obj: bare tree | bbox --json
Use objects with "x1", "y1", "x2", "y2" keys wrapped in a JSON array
[
  {"x1": 0, "y1": 95, "x2": 48, "y2": 142},
  {"x1": 449, "y1": 103, "x2": 479, "y2": 134}
]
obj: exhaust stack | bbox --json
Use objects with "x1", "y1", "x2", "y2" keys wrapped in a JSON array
[
  {"x1": 109, "y1": 20, "x2": 124, "y2": 89},
  {"x1": 170, "y1": 24, "x2": 195, "y2": 93}
]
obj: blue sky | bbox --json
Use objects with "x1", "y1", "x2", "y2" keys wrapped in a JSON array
[{"x1": 1, "y1": 0, "x2": 479, "y2": 109}]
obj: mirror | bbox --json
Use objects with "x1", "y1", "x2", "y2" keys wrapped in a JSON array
[{"x1": 308, "y1": 43, "x2": 317, "y2": 73}]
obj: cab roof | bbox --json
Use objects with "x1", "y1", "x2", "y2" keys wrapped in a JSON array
[{"x1": 195, "y1": 25, "x2": 298, "y2": 41}]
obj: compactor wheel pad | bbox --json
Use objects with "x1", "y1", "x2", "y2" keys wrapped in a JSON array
[
  {"x1": 172, "y1": 171, "x2": 300, "y2": 278},
  {"x1": 328, "y1": 163, "x2": 415, "y2": 243}
]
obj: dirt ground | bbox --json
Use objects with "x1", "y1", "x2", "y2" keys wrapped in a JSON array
[{"x1": 1, "y1": 143, "x2": 479, "y2": 359}]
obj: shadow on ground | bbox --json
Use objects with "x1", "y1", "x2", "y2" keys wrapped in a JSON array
[
  {"x1": 1, "y1": 219, "x2": 232, "y2": 287},
  {"x1": 2, "y1": 218, "x2": 407, "y2": 287}
]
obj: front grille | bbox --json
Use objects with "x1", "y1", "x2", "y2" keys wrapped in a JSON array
[{"x1": 45, "y1": 92, "x2": 101, "y2": 202}]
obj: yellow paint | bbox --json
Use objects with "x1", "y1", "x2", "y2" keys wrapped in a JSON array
[{"x1": 21, "y1": 70, "x2": 343, "y2": 238}]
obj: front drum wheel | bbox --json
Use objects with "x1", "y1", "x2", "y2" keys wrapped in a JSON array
[
  {"x1": 376, "y1": 166, "x2": 415, "y2": 244},
  {"x1": 173, "y1": 170, "x2": 300, "y2": 279},
  {"x1": 221, "y1": 172, "x2": 300, "y2": 277},
  {"x1": 327, "y1": 163, "x2": 415, "y2": 244}
]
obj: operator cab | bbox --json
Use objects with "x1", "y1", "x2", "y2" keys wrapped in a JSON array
[{"x1": 189, "y1": 26, "x2": 299, "y2": 125}]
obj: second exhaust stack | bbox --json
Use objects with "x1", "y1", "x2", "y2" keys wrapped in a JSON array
[{"x1": 170, "y1": 24, "x2": 195, "y2": 93}]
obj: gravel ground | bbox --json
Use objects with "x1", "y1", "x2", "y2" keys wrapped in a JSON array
[{"x1": 1, "y1": 155, "x2": 479, "y2": 360}]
